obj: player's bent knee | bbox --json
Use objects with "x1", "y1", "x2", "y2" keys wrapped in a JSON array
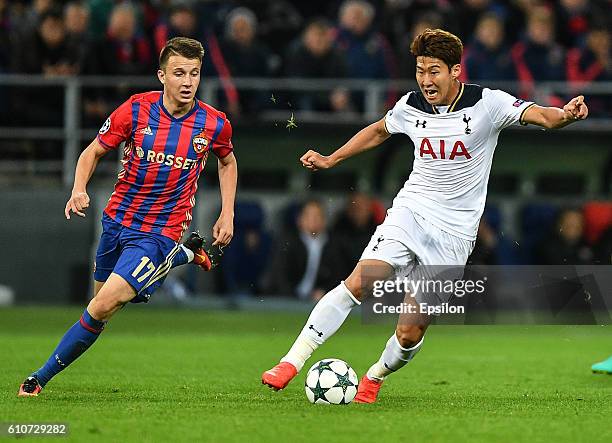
[
  {"x1": 87, "y1": 281, "x2": 135, "y2": 320},
  {"x1": 395, "y1": 324, "x2": 426, "y2": 348},
  {"x1": 345, "y1": 260, "x2": 395, "y2": 301},
  {"x1": 87, "y1": 295, "x2": 121, "y2": 320},
  {"x1": 343, "y1": 275, "x2": 364, "y2": 301}
]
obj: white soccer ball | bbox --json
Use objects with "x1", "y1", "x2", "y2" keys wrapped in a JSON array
[{"x1": 305, "y1": 358, "x2": 359, "y2": 405}]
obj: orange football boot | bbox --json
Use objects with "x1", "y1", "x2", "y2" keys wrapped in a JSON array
[
  {"x1": 261, "y1": 362, "x2": 298, "y2": 391},
  {"x1": 182, "y1": 232, "x2": 218, "y2": 271},
  {"x1": 353, "y1": 375, "x2": 383, "y2": 403}
]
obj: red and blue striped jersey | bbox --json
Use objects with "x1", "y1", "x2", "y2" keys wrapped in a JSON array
[{"x1": 97, "y1": 91, "x2": 233, "y2": 242}]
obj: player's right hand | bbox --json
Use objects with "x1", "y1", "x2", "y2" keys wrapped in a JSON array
[
  {"x1": 65, "y1": 191, "x2": 90, "y2": 219},
  {"x1": 300, "y1": 150, "x2": 334, "y2": 171}
]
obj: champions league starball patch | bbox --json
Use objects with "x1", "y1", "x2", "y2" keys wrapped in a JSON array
[
  {"x1": 192, "y1": 131, "x2": 209, "y2": 153},
  {"x1": 99, "y1": 117, "x2": 111, "y2": 134},
  {"x1": 513, "y1": 99, "x2": 525, "y2": 107}
]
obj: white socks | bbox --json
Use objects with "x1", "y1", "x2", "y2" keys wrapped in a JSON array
[
  {"x1": 281, "y1": 282, "x2": 360, "y2": 371},
  {"x1": 180, "y1": 244, "x2": 194, "y2": 262},
  {"x1": 366, "y1": 334, "x2": 424, "y2": 381}
]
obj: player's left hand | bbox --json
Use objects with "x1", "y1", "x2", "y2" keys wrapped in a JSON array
[
  {"x1": 65, "y1": 191, "x2": 90, "y2": 219},
  {"x1": 563, "y1": 95, "x2": 588, "y2": 121},
  {"x1": 212, "y1": 213, "x2": 234, "y2": 246}
]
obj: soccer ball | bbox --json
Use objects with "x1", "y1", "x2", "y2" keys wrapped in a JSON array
[{"x1": 305, "y1": 358, "x2": 359, "y2": 405}]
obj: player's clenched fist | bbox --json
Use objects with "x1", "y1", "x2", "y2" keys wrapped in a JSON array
[
  {"x1": 563, "y1": 95, "x2": 588, "y2": 121},
  {"x1": 300, "y1": 150, "x2": 334, "y2": 171},
  {"x1": 65, "y1": 191, "x2": 90, "y2": 219},
  {"x1": 212, "y1": 213, "x2": 234, "y2": 246}
]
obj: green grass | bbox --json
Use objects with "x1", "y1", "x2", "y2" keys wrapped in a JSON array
[{"x1": 1, "y1": 307, "x2": 611, "y2": 442}]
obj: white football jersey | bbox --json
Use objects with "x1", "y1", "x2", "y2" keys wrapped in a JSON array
[{"x1": 384, "y1": 83, "x2": 534, "y2": 240}]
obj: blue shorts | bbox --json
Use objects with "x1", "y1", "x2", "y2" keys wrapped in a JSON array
[{"x1": 94, "y1": 213, "x2": 180, "y2": 303}]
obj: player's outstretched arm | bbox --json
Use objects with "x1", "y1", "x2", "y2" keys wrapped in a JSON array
[
  {"x1": 213, "y1": 152, "x2": 237, "y2": 246},
  {"x1": 65, "y1": 138, "x2": 108, "y2": 219},
  {"x1": 522, "y1": 95, "x2": 589, "y2": 130},
  {"x1": 300, "y1": 118, "x2": 390, "y2": 171}
]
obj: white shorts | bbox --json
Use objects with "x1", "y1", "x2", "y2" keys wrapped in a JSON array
[{"x1": 360, "y1": 207, "x2": 475, "y2": 303}]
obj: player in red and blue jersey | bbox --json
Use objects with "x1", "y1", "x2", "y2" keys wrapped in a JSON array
[{"x1": 18, "y1": 37, "x2": 238, "y2": 397}]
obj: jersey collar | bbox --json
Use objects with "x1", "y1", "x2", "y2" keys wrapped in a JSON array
[
  {"x1": 159, "y1": 96, "x2": 200, "y2": 122},
  {"x1": 432, "y1": 82, "x2": 464, "y2": 114}
]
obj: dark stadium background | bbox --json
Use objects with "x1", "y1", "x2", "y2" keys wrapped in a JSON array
[
  {"x1": 1, "y1": 0, "x2": 611, "y2": 304},
  {"x1": 1, "y1": 2, "x2": 611, "y2": 441}
]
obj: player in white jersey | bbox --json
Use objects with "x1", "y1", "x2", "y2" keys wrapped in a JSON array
[{"x1": 262, "y1": 29, "x2": 588, "y2": 402}]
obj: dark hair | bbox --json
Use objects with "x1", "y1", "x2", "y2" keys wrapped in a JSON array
[
  {"x1": 304, "y1": 17, "x2": 333, "y2": 34},
  {"x1": 159, "y1": 37, "x2": 204, "y2": 70},
  {"x1": 410, "y1": 28, "x2": 463, "y2": 69},
  {"x1": 40, "y1": 9, "x2": 64, "y2": 24},
  {"x1": 170, "y1": 5, "x2": 195, "y2": 16}
]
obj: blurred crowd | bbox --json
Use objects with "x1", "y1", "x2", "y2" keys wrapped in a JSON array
[
  {"x1": 0, "y1": 0, "x2": 611, "y2": 123},
  {"x1": 195, "y1": 194, "x2": 612, "y2": 300}
]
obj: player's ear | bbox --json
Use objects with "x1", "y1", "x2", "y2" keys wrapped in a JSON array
[
  {"x1": 450, "y1": 63, "x2": 461, "y2": 80},
  {"x1": 157, "y1": 69, "x2": 165, "y2": 85}
]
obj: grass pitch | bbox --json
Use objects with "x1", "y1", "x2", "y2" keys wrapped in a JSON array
[{"x1": 1, "y1": 307, "x2": 610, "y2": 442}]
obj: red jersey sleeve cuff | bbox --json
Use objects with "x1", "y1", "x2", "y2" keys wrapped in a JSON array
[
  {"x1": 215, "y1": 147, "x2": 233, "y2": 159},
  {"x1": 96, "y1": 135, "x2": 116, "y2": 150}
]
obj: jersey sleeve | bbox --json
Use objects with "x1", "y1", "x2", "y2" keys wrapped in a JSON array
[
  {"x1": 211, "y1": 117, "x2": 233, "y2": 159},
  {"x1": 96, "y1": 98, "x2": 133, "y2": 150},
  {"x1": 482, "y1": 89, "x2": 535, "y2": 130},
  {"x1": 384, "y1": 93, "x2": 411, "y2": 134}
]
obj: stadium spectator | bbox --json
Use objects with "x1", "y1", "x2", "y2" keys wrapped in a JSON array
[
  {"x1": 511, "y1": 7, "x2": 565, "y2": 84},
  {"x1": 511, "y1": 7, "x2": 565, "y2": 105},
  {"x1": 219, "y1": 7, "x2": 276, "y2": 116},
  {"x1": 90, "y1": 3, "x2": 152, "y2": 76},
  {"x1": 555, "y1": 0, "x2": 590, "y2": 48},
  {"x1": 453, "y1": 0, "x2": 496, "y2": 42},
  {"x1": 11, "y1": 10, "x2": 80, "y2": 126},
  {"x1": 463, "y1": 13, "x2": 516, "y2": 82},
  {"x1": 381, "y1": 0, "x2": 452, "y2": 49},
  {"x1": 334, "y1": 0, "x2": 396, "y2": 81},
  {"x1": 153, "y1": 4, "x2": 200, "y2": 54},
  {"x1": 537, "y1": 208, "x2": 593, "y2": 265},
  {"x1": 153, "y1": 4, "x2": 244, "y2": 118},
  {"x1": 567, "y1": 28, "x2": 611, "y2": 83},
  {"x1": 317, "y1": 192, "x2": 377, "y2": 289},
  {"x1": 250, "y1": 0, "x2": 302, "y2": 58},
  {"x1": 64, "y1": 1, "x2": 90, "y2": 69},
  {"x1": 284, "y1": 18, "x2": 350, "y2": 112},
  {"x1": 87, "y1": 0, "x2": 115, "y2": 39},
  {"x1": 220, "y1": 202, "x2": 272, "y2": 297},
  {"x1": 396, "y1": 11, "x2": 443, "y2": 80},
  {"x1": 81, "y1": 3, "x2": 152, "y2": 123},
  {"x1": 264, "y1": 200, "x2": 331, "y2": 300},
  {"x1": 17, "y1": 0, "x2": 54, "y2": 33},
  {"x1": 566, "y1": 28, "x2": 612, "y2": 116},
  {"x1": 334, "y1": 0, "x2": 397, "y2": 110},
  {"x1": 12, "y1": 9, "x2": 80, "y2": 76}
]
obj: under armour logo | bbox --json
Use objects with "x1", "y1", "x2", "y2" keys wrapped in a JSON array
[
  {"x1": 415, "y1": 120, "x2": 427, "y2": 128},
  {"x1": 309, "y1": 324, "x2": 323, "y2": 337},
  {"x1": 463, "y1": 114, "x2": 472, "y2": 134},
  {"x1": 372, "y1": 235, "x2": 384, "y2": 252}
]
